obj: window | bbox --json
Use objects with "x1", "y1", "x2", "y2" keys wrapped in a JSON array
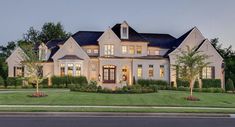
[
  {"x1": 122, "y1": 27, "x2": 128, "y2": 39},
  {"x1": 137, "y1": 65, "x2": 142, "y2": 78},
  {"x1": 87, "y1": 49, "x2": 92, "y2": 53},
  {"x1": 155, "y1": 50, "x2": 160, "y2": 55},
  {"x1": 202, "y1": 66, "x2": 214, "y2": 79},
  {"x1": 122, "y1": 46, "x2": 127, "y2": 54},
  {"x1": 67, "y1": 64, "x2": 74, "y2": 76},
  {"x1": 14, "y1": 66, "x2": 24, "y2": 77},
  {"x1": 137, "y1": 46, "x2": 142, "y2": 54},
  {"x1": 104, "y1": 45, "x2": 114, "y2": 56},
  {"x1": 129, "y1": 46, "x2": 135, "y2": 54},
  {"x1": 40, "y1": 48, "x2": 47, "y2": 60},
  {"x1": 60, "y1": 64, "x2": 65, "y2": 76},
  {"x1": 149, "y1": 65, "x2": 154, "y2": 77},
  {"x1": 160, "y1": 65, "x2": 165, "y2": 78},
  {"x1": 75, "y1": 64, "x2": 81, "y2": 76},
  {"x1": 94, "y1": 49, "x2": 99, "y2": 54}
]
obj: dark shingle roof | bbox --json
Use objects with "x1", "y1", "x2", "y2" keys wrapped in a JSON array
[
  {"x1": 46, "y1": 39, "x2": 65, "y2": 49},
  {"x1": 72, "y1": 31, "x2": 103, "y2": 46},
  {"x1": 112, "y1": 24, "x2": 148, "y2": 42},
  {"x1": 47, "y1": 46, "x2": 59, "y2": 62},
  {"x1": 140, "y1": 33, "x2": 176, "y2": 48}
]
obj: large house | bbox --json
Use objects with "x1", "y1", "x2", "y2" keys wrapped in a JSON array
[{"x1": 6, "y1": 21, "x2": 225, "y2": 88}]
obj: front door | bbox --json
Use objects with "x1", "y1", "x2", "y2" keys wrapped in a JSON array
[{"x1": 103, "y1": 65, "x2": 116, "y2": 83}]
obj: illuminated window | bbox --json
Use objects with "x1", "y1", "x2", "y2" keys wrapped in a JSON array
[
  {"x1": 160, "y1": 65, "x2": 165, "y2": 78},
  {"x1": 75, "y1": 64, "x2": 81, "y2": 76},
  {"x1": 155, "y1": 50, "x2": 160, "y2": 55},
  {"x1": 87, "y1": 49, "x2": 92, "y2": 53},
  {"x1": 202, "y1": 67, "x2": 213, "y2": 79},
  {"x1": 148, "y1": 65, "x2": 154, "y2": 77},
  {"x1": 94, "y1": 49, "x2": 99, "y2": 54},
  {"x1": 137, "y1": 65, "x2": 142, "y2": 78},
  {"x1": 122, "y1": 46, "x2": 127, "y2": 54},
  {"x1": 129, "y1": 46, "x2": 135, "y2": 54},
  {"x1": 67, "y1": 64, "x2": 74, "y2": 76},
  {"x1": 60, "y1": 64, "x2": 65, "y2": 76},
  {"x1": 104, "y1": 45, "x2": 114, "y2": 56},
  {"x1": 137, "y1": 46, "x2": 142, "y2": 54}
]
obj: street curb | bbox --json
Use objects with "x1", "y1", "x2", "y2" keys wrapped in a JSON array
[{"x1": 0, "y1": 112, "x2": 231, "y2": 118}]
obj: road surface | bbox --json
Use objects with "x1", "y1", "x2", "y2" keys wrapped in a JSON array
[{"x1": 0, "y1": 114, "x2": 234, "y2": 127}]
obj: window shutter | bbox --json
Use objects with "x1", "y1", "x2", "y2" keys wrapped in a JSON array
[
  {"x1": 212, "y1": 66, "x2": 215, "y2": 79},
  {"x1": 13, "y1": 66, "x2": 16, "y2": 77},
  {"x1": 22, "y1": 66, "x2": 24, "y2": 77}
]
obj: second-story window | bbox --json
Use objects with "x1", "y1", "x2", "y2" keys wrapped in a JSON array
[
  {"x1": 137, "y1": 46, "x2": 142, "y2": 54},
  {"x1": 40, "y1": 48, "x2": 47, "y2": 61},
  {"x1": 122, "y1": 27, "x2": 128, "y2": 39},
  {"x1": 122, "y1": 46, "x2": 127, "y2": 54},
  {"x1": 104, "y1": 45, "x2": 114, "y2": 56},
  {"x1": 155, "y1": 50, "x2": 160, "y2": 55},
  {"x1": 129, "y1": 46, "x2": 135, "y2": 54},
  {"x1": 87, "y1": 49, "x2": 92, "y2": 54},
  {"x1": 94, "y1": 49, "x2": 99, "y2": 54}
]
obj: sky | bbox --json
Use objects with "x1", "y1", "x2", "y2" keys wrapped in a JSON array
[{"x1": 0, "y1": 0, "x2": 235, "y2": 48}]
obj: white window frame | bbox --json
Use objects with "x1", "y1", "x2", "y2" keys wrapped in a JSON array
[
  {"x1": 122, "y1": 46, "x2": 127, "y2": 54},
  {"x1": 121, "y1": 27, "x2": 128, "y2": 39},
  {"x1": 104, "y1": 44, "x2": 114, "y2": 56},
  {"x1": 94, "y1": 49, "x2": 99, "y2": 54},
  {"x1": 87, "y1": 49, "x2": 92, "y2": 54}
]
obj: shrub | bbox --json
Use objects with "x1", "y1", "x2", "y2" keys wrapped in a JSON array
[
  {"x1": 6, "y1": 77, "x2": 23, "y2": 87},
  {"x1": 52, "y1": 76, "x2": 88, "y2": 88},
  {"x1": 0, "y1": 76, "x2": 4, "y2": 86},
  {"x1": 202, "y1": 79, "x2": 221, "y2": 88},
  {"x1": 137, "y1": 79, "x2": 168, "y2": 89},
  {"x1": 177, "y1": 79, "x2": 199, "y2": 88},
  {"x1": 226, "y1": 79, "x2": 234, "y2": 91}
]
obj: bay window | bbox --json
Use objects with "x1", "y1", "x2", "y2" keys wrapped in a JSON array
[
  {"x1": 137, "y1": 46, "x2": 142, "y2": 54},
  {"x1": 75, "y1": 64, "x2": 81, "y2": 76},
  {"x1": 149, "y1": 65, "x2": 154, "y2": 77},
  {"x1": 67, "y1": 64, "x2": 74, "y2": 76},
  {"x1": 60, "y1": 64, "x2": 65, "y2": 76}
]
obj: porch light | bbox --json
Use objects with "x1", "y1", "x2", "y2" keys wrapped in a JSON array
[{"x1": 98, "y1": 74, "x2": 101, "y2": 81}]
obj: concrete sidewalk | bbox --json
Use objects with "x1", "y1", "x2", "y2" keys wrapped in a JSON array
[
  {"x1": 0, "y1": 112, "x2": 232, "y2": 118},
  {"x1": 0, "y1": 105, "x2": 235, "y2": 110}
]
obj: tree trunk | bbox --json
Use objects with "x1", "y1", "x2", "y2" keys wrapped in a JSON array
[
  {"x1": 189, "y1": 79, "x2": 196, "y2": 96},
  {"x1": 36, "y1": 79, "x2": 39, "y2": 94}
]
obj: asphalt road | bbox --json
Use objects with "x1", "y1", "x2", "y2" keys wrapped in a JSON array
[{"x1": 0, "y1": 116, "x2": 234, "y2": 127}]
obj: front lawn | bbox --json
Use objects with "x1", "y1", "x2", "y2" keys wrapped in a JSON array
[{"x1": 0, "y1": 89, "x2": 234, "y2": 108}]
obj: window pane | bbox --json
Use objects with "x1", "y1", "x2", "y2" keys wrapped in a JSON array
[
  {"x1": 160, "y1": 65, "x2": 165, "y2": 78},
  {"x1": 122, "y1": 46, "x2": 127, "y2": 54},
  {"x1": 149, "y1": 65, "x2": 154, "y2": 77},
  {"x1": 137, "y1": 46, "x2": 142, "y2": 54},
  {"x1": 16, "y1": 67, "x2": 23, "y2": 77},
  {"x1": 129, "y1": 46, "x2": 135, "y2": 54},
  {"x1": 75, "y1": 64, "x2": 81, "y2": 76},
  {"x1": 137, "y1": 65, "x2": 142, "y2": 78},
  {"x1": 60, "y1": 64, "x2": 65, "y2": 76},
  {"x1": 67, "y1": 64, "x2": 73, "y2": 76},
  {"x1": 122, "y1": 27, "x2": 127, "y2": 38},
  {"x1": 104, "y1": 45, "x2": 114, "y2": 56}
]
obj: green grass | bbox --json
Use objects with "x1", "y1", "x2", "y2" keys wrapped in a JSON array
[{"x1": 0, "y1": 89, "x2": 235, "y2": 108}]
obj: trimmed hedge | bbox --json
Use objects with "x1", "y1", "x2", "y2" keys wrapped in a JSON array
[
  {"x1": 51, "y1": 76, "x2": 88, "y2": 88},
  {"x1": 202, "y1": 79, "x2": 221, "y2": 88},
  {"x1": 6, "y1": 77, "x2": 23, "y2": 87},
  {"x1": 176, "y1": 79, "x2": 199, "y2": 88},
  {"x1": 177, "y1": 79, "x2": 221, "y2": 88},
  {"x1": 137, "y1": 79, "x2": 168, "y2": 89}
]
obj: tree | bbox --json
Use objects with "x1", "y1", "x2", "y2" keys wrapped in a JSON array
[
  {"x1": 210, "y1": 38, "x2": 235, "y2": 87},
  {"x1": 38, "y1": 22, "x2": 71, "y2": 43},
  {"x1": 20, "y1": 43, "x2": 45, "y2": 96},
  {"x1": 173, "y1": 45, "x2": 210, "y2": 98}
]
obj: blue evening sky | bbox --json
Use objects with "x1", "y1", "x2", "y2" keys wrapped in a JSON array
[{"x1": 0, "y1": 0, "x2": 234, "y2": 47}]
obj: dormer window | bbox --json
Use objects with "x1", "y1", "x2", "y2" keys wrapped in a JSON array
[
  {"x1": 121, "y1": 27, "x2": 128, "y2": 39},
  {"x1": 39, "y1": 48, "x2": 47, "y2": 61}
]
